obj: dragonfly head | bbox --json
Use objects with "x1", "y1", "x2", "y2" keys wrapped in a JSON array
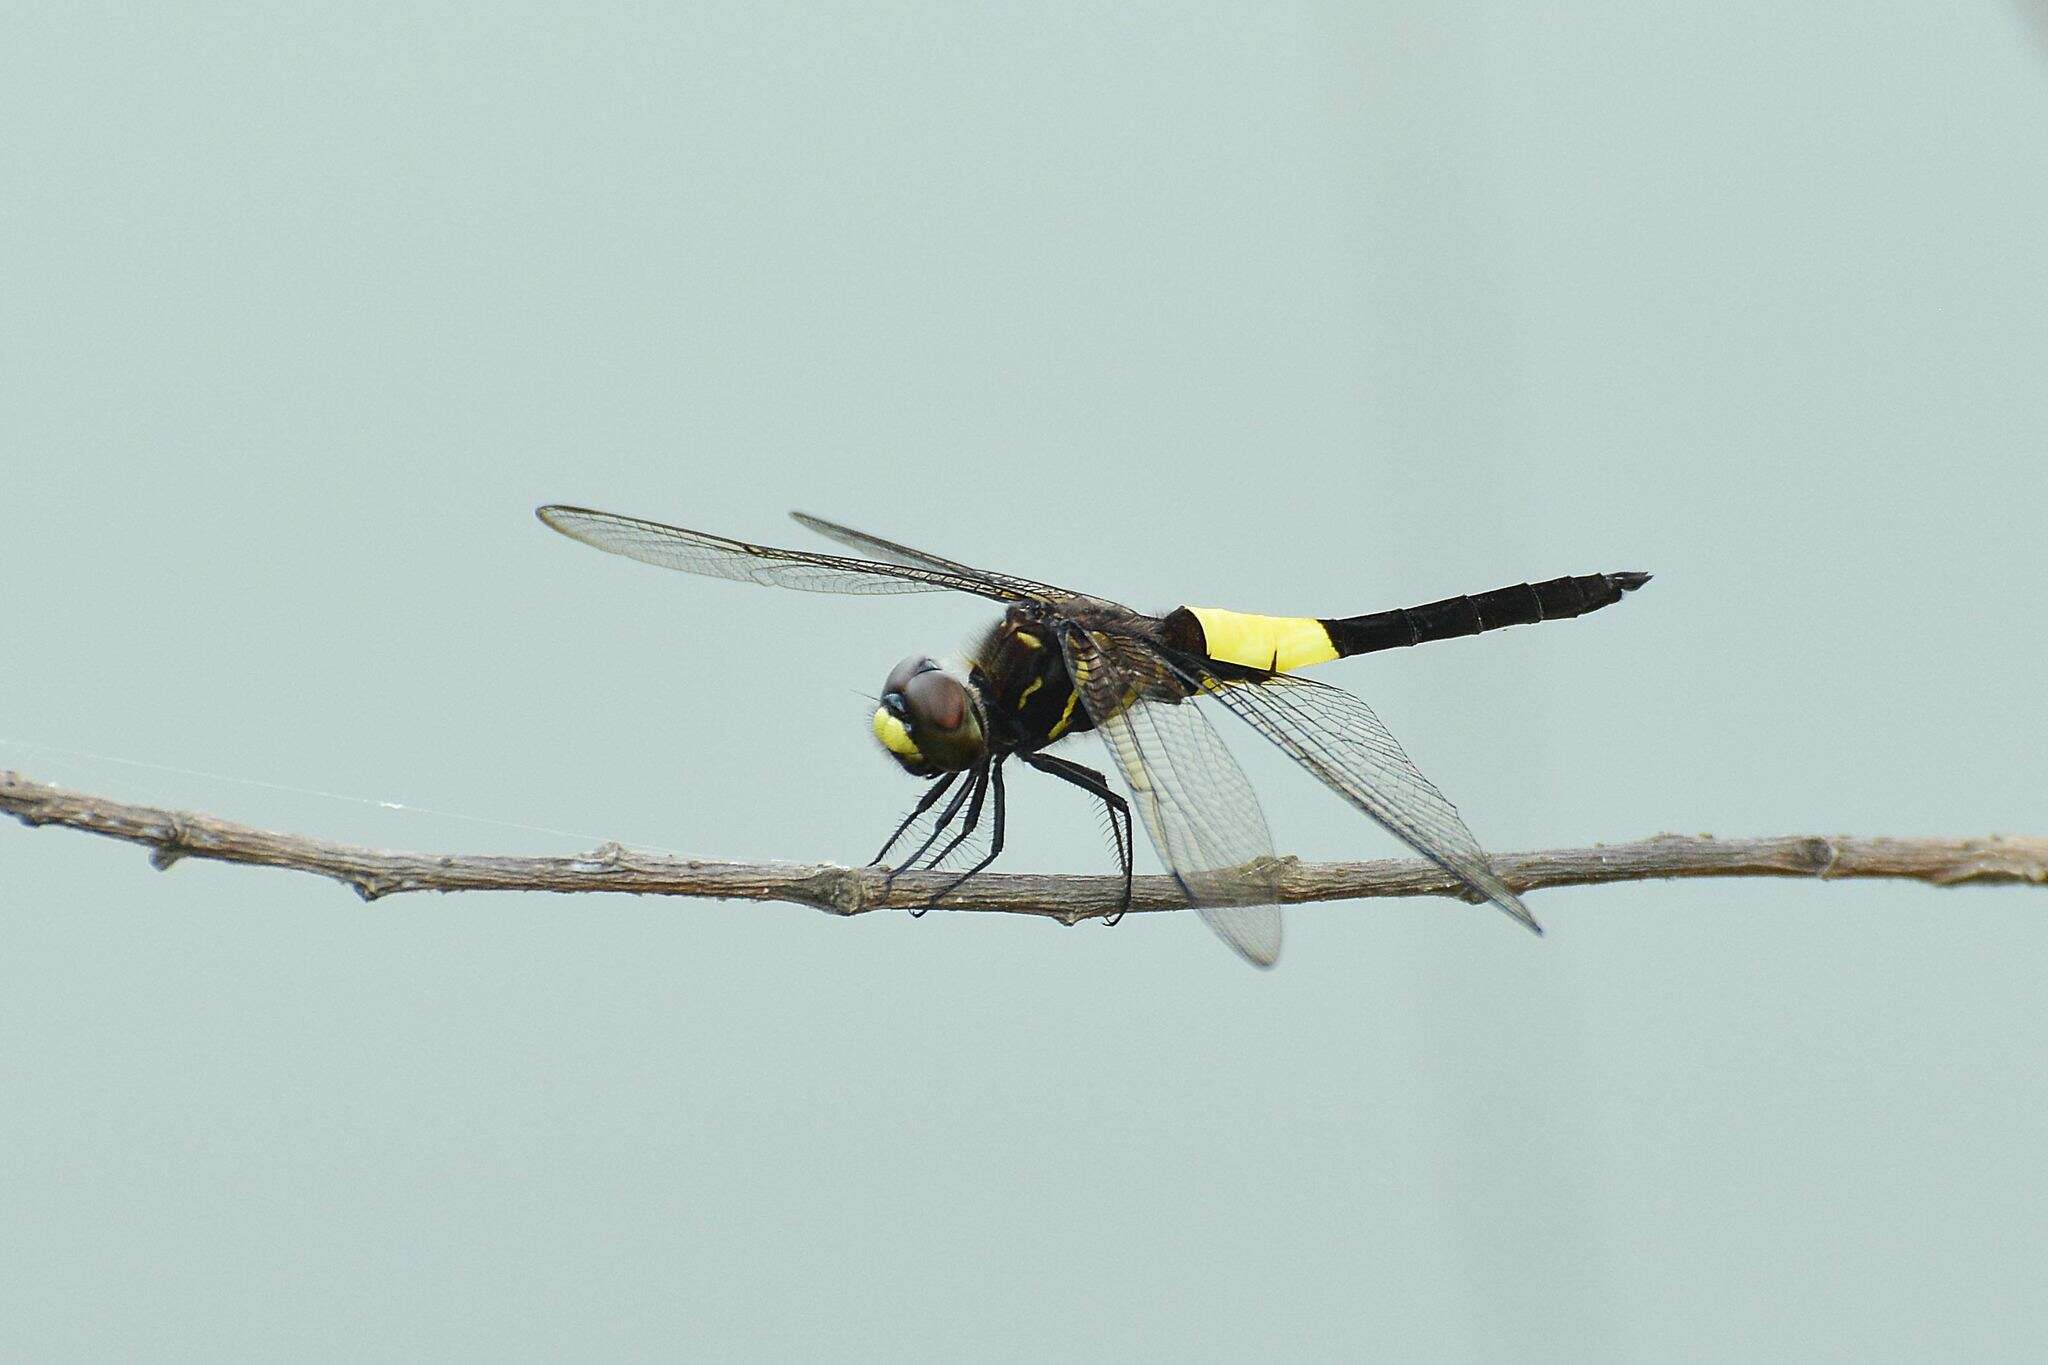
[{"x1": 873, "y1": 656, "x2": 986, "y2": 777}]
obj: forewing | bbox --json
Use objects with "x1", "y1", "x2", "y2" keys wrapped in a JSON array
[
  {"x1": 1204, "y1": 670, "x2": 1539, "y2": 933},
  {"x1": 1059, "y1": 628, "x2": 1283, "y2": 969},
  {"x1": 790, "y1": 511, "x2": 1074, "y2": 602},
  {"x1": 537, "y1": 505, "x2": 1026, "y2": 601}
]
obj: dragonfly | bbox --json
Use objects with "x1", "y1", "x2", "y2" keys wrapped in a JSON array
[{"x1": 536, "y1": 504, "x2": 1648, "y2": 968}]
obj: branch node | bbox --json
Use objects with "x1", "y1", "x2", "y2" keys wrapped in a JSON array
[
  {"x1": 149, "y1": 816, "x2": 190, "y2": 871},
  {"x1": 792, "y1": 866, "x2": 870, "y2": 916}
]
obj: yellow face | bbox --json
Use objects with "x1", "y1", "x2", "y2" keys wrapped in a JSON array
[
  {"x1": 872, "y1": 707, "x2": 923, "y2": 764},
  {"x1": 873, "y1": 656, "x2": 986, "y2": 776}
]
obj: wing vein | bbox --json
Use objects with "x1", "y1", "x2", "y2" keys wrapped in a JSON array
[
  {"x1": 1196, "y1": 666, "x2": 1538, "y2": 933},
  {"x1": 1057, "y1": 627, "x2": 1283, "y2": 968},
  {"x1": 536, "y1": 505, "x2": 1027, "y2": 601}
]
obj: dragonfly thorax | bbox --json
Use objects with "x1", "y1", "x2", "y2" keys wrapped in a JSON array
[{"x1": 872, "y1": 655, "x2": 989, "y2": 777}]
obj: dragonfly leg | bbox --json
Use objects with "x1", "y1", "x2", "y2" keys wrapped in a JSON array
[
  {"x1": 928, "y1": 759, "x2": 1007, "y2": 905},
  {"x1": 888, "y1": 771, "x2": 976, "y2": 915},
  {"x1": 919, "y1": 760, "x2": 991, "y2": 874},
  {"x1": 871, "y1": 771, "x2": 959, "y2": 866},
  {"x1": 1020, "y1": 752, "x2": 1134, "y2": 926}
]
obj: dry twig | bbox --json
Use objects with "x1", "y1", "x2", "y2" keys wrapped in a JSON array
[{"x1": 5, "y1": 769, "x2": 2044, "y2": 922}]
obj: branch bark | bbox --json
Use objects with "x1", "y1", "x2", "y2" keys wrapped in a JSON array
[{"x1": 4, "y1": 769, "x2": 2044, "y2": 921}]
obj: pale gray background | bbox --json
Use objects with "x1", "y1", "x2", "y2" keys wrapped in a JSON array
[{"x1": 4, "y1": 3, "x2": 2046, "y2": 1360}]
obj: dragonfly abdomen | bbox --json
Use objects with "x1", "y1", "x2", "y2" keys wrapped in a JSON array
[
  {"x1": 1165, "y1": 607, "x2": 1344, "y2": 672},
  {"x1": 1165, "y1": 572, "x2": 1648, "y2": 672},
  {"x1": 1325, "y1": 572, "x2": 1650, "y2": 657}
]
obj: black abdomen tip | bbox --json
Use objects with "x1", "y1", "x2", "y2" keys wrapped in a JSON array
[{"x1": 1612, "y1": 572, "x2": 1652, "y2": 592}]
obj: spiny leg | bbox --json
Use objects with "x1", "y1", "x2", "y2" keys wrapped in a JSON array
[
  {"x1": 888, "y1": 770, "x2": 976, "y2": 913},
  {"x1": 1021, "y1": 752, "x2": 1134, "y2": 925},
  {"x1": 1047, "y1": 760, "x2": 1132, "y2": 921},
  {"x1": 1075, "y1": 762, "x2": 1135, "y2": 921},
  {"x1": 1104, "y1": 793, "x2": 1133, "y2": 924},
  {"x1": 871, "y1": 771, "x2": 959, "y2": 866},
  {"x1": 901, "y1": 764, "x2": 989, "y2": 918},
  {"x1": 894, "y1": 767, "x2": 975, "y2": 873},
  {"x1": 919, "y1": 760, "x2": 991, "y2": 873},
  {"x1": 930, "y1": 758, "x2": 1007, "y2": 905}
]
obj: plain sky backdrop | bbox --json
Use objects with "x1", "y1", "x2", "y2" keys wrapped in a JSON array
[{"x1": 5, "y1": 3, "x2": 2046, "y2": 1360}]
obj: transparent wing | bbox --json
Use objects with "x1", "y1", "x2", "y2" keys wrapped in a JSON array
[
  {"x1": 790, "y1": 511, "x2": 1073, "y2": 602},
  {"x1": 537, "y1": 505, "x2": 1028, "y2": 602},
  {"x1": 1059, "y1": 627, "x2": 1283, "y2": 969},
  {"x1": 1203, "y1": 670, "x2": 1539, "y2": 933}
]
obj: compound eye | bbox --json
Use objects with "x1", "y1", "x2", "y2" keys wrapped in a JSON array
[
  {"x1": 882, "y1": 654, "x2": 939, "y2": 698},
  {"x1": 902, "y1": 670, "x2": 968, "y2": 733}
]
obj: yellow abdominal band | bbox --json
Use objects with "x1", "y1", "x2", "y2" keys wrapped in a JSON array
[
  {"x1": 1187, "y1": 607, "x2": 1340, "y2": 672},
  {"x1": 873, "y1": 708, "x2": 922, "y2": 761}
]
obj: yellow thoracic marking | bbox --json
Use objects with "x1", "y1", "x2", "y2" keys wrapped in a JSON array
[
  {"x1": 1017, "y1": 676, "x2": 1045, "y2": 708},
  {"x1": 1187, "y1": 607, "x2": 1339, "y2": 672},
  {"x1": 1014, "y1": 630, "x2": 1042, "y2": 650},
  {"x1": 1046, "y1": 687, "x2": 1081, "y2": 741},
  {"x1": 872, "y1": 708, "x2": 922, "y2": 761}
]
